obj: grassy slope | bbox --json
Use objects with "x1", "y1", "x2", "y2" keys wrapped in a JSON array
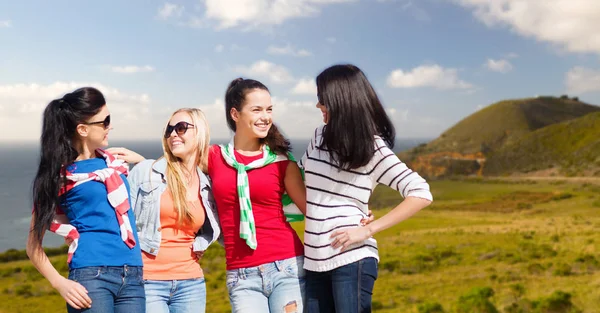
[
  {"x1": 485, "y1": 112, "x2": 600, "y2": 176},
  {"x1": 404, "y1": 97, "x2": 599, "y2": 156},
  {"x1": 2, "y1": 179, "x2": 600, "y2": 312}
]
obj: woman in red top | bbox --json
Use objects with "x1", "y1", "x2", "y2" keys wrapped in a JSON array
[{"x1": 208, "y1": 78, "x2": 306, "y2": 313}]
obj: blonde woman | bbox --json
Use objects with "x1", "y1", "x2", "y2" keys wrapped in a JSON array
[{"x1": 111, "y1": 108, "x2": 221, "y2": 313}]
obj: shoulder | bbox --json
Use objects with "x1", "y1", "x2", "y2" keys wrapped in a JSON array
[
  {"x1": 209, "y1": 145, "x2": 223, "y2": 158},
  {"x1": 130, "y1": 159, "x2": 156, "y2": 174}
]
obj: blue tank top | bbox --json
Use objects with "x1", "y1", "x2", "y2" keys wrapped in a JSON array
[{"x1": 61, "y1": 157, "x2": 142, "y2": 268}]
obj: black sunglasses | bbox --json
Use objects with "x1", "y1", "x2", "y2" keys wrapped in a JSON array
[
  {"x1": 84, "y1": 115, "x2": 111, "y2": 129},
  {"x1": 164, "y1": 121, "x2": 195, "y2": 138}
]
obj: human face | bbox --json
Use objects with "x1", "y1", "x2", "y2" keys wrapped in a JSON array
[
  {"x1": 232, "y1": 89, "x2": 272, "y2": 139},
  {"x1": 80, "y1": 105, "x2": 111, "y2": 149},
  {"x1": 166, "y1": 112, "x2": 197, "y2": 160},
  {"x1": 316, "y1": 101, "x2": 329, "y2": 124}
]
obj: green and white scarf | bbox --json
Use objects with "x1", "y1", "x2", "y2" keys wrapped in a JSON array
[{"x1": 220, "y1": 142, "x2": 304, "y2": 250}]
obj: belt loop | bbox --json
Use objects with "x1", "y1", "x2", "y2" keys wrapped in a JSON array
[
  {"x1": 274, "y1": 260, "x2": 282, "y2": 272},
  {"x1": 238, "y1": 268, "x2": 245, "y2": 280}
]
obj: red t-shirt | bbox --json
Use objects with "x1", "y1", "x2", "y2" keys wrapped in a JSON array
[{"x1": 208, "y1": 145, "x2": 304, "y2": 270}]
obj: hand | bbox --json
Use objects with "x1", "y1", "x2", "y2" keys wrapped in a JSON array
[
  {"x1": 54, "y1": 277, "x2": 92, "y2": 310},
  {"x1": 360, "y1": 210, "x2": 375, "y2": 226},
  {"x1": 193, "y1": 250, "x2": 205, "y2": 261},
  {"x1": 106, "y1": 147, "x2": 145, "y2": 164},
  {"x1": 330, "y1": 226, "x2": 373, "y2": 251}
]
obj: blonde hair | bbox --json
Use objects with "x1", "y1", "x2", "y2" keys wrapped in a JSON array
[{"x1": 160, "y1": 108, "x2": 210, "y2": 225}]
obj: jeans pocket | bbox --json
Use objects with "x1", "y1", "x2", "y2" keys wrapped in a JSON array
[
  {"x1": 226, "y1": 271, "x2": 239, "y2": 291},
  {"x1": 69, "y1": 267, "x2": 101, "y2": 282},
  {"x1": 282, "y1": 256, "x2": 306, "y2": 278}
]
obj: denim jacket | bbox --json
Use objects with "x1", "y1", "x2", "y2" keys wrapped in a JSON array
[{"x1": 127, "y1": 158, "x2": 221, "y2": 256}]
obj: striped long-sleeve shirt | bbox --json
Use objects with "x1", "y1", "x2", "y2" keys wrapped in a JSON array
[{"x1": 299, "y1": 126, "x2": 433, "y2": 272}]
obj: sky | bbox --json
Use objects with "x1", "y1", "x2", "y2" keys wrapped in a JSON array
[{"x1": 0, "y1": 0, "x2": 599, "y2": 142}]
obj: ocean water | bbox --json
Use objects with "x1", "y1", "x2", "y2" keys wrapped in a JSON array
[{"x1": 0, "y1": 138, "x2": 427, "y2": 252}]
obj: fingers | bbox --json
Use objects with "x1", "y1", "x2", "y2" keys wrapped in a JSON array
[
  {"x1": 330, "y1": 231, "x2": 347, "y2": 249},
  {"x1": 65, "y1": 285, "x2": 91, "y2": 309}
]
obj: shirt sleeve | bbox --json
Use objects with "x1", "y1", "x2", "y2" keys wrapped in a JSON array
[{"x1": 369, "y1": 137, "x2": 433, "y2": 201}]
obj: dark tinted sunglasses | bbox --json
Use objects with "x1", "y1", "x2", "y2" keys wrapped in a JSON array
[
  {"x1": 84, "y1": 115, "x2": 111, "y2": 129},
  {"x1": 164, "y1": 121, "x2": 195, "y2": 138}
]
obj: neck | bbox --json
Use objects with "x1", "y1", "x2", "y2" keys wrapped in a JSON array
[
  {"x1": 76, "y1": 142, "x2": 96, "y2": 161},
  {"x1": 233, "y1": 133, "x2": 262, "y2": 153},
  {"x1": 179, "y1": 155, "x2": 197, "y2": 175}
]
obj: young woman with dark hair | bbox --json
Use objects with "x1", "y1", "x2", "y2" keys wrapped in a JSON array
[
  {"x1": 26, "y1": 87, "x2": 145, "y2": 313},
  {"x1": 208, "y1": 78, "x2": 307, "y2": 313},
  {"x1": 300, "y1": 64, "x2": 433, "y2": 313}
]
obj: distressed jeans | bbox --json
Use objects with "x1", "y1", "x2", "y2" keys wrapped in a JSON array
[{"x1": 226, "y1": 256, "x2": 305, "y2": 313}]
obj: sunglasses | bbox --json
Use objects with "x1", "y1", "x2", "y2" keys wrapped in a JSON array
[
  {"x1": 164, "y1": 121, "x2": 195, "y2": 138},
  {"x1": 84, "y1": 115, "x2": 111, "y2": 129}
]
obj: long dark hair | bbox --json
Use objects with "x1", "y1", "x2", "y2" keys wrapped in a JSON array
[
  {"x1": 316, "y1": 64, "x2": 395, "y2": 170},
  {"x1": 31, "y1": 87, "x2": 106, "y2": 243},
  {"x1": 225, "y1": 78, "x2": 290, "y2": 155}
]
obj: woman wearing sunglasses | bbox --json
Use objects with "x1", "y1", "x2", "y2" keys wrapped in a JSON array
[
  {"x1": 109, "y1": 108, "x2": 221, "y2": 313},
  {"x1": 26, "y1": 87, "x2": 145, "y2": 313},
  {"x1": 300, "y1": 64, "x2": 433, "y2": 313}
]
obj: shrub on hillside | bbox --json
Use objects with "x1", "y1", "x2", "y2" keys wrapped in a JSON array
[
  {"x1": 456, "y1": 287, "x2": 499, "y2": 313},
  {"x1": 418, "y1": 301, "x2": 445, "y2": 313},
  {"x1": 531, "y1": 291, "x2": 581, "y2": 313}
]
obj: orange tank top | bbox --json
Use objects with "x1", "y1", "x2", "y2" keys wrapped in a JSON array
[{"x1": 142, "y1": 188, "x2": 206, "y2": 280}]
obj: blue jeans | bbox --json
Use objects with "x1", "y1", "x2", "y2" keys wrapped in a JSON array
[
  {"x1": 305, "y1": 257, "x2": 378, "y2": 313},
  {"x1": 67, "y1": 265, "x2": 145, "y2": 313},
  {"x1": 226, "y1": 256, "x2": 305, "y2": 313},
  {"x1": 144, "y1": 278, "x2": 206, "y2": 313}
]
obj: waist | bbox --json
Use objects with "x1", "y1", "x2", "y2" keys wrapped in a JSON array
[{"x1": 69, "y1": 265, "x2": 143, "y2": 276}]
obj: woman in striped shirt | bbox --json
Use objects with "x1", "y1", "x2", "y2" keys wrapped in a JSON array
[{"x1": 300, "y1": 64, "x2": 433, "y2": 313}]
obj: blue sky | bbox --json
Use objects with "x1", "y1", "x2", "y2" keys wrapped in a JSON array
[{"x1": 1, "y1": 0, "x2": 599, "y2": 142}]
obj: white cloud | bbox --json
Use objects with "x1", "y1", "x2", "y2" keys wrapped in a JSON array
[
  {"x1": 0, "y1": 20, "x2": 11, "y2": 28},
  {"x1": 182, "y1": 0, "x2": 355, "y2": 30},
  {"x1": 565, "y1": 66, "x2": 600, "y2": 94},
  {"x1": 214, "y1": 44, "x2": 225, "y2": 52},
  {"x1": 386, "y1": 64, "x2": 473, "y2": 90},
  {"x1": 271, "y1": 97, "x2": 322, "y2": 138},
  {"x1": 291, "y1": 78, "x2": 317, "y2": 95},
  {"x1": 455, "y1": 0, "x2": 600, "y2": 55},
  {"x1": 400, "y1": 1, "x2": 431, "y2": 22},
  {"x1": 235, "y1": 60, "x2": 294, "y2": 84},
  {"x1": 157, "y1": 2, "x2": 184, "y2": 20},
  {"x1": 267, "y1": 44, "x2": 312, "y2": 57},
  {"x1": 0, "y1": 82, "x2": 157, "y2": 141},
  {"x1": 505, "y1": 52, "x2": 519, "y2": 58},
  {"x1": 386, "y1": 108, "x2": 409, "y2": 122},
  {"x1": 110, "y1": 65, "x2": 155, "y2": 74},
  {"x1": 326, "y1": 37, "x2": 337, "y2": 44},
  {"x1": 485, "y1": 58, "x2": 513, "y2": 73}
]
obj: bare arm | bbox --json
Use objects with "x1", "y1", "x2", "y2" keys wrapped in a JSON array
[
  {"x1": 330, "y1": 197, "x2": 431, "y2": 250},
  {"x1": 284, "y1": 161, "x2": 306, "y2": 215},
  {"x1": 26, "y1": 216, "x2": 92, "y2": 309},
  {"x1": 106, "y1": 147, "x2": 146, "y2": 164}
]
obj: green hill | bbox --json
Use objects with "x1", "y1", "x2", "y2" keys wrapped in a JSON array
[
  {"x1": 424, "y1": 96, "x2": 599, "y2": 155},
  {"x1": 485, "y1": 111, "x2": 600, "y2": 176},
  {"x1": 400, "y1": 96, "x2": 600, "y2": 177}
]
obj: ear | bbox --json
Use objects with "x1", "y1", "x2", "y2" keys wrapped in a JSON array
[
  {"x1": 230, "y1": 107, "x2": 240, "y2": 123},
  {"x1": 76, "y1": 124, "x2": 89, "y2": 138}
]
